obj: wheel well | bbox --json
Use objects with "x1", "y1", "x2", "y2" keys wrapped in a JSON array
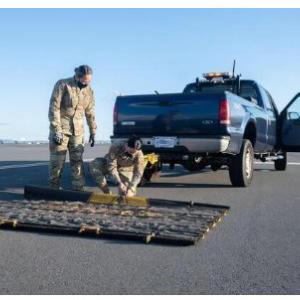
[{"x1": 243, "y1": 122, "x2": 256, "y2": 146}]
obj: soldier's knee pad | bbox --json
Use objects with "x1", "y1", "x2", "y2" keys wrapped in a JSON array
[{"x1": 70, "y1": 152, "x2": 84, "y2": 163}]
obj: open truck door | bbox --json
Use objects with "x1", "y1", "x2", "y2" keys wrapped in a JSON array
[{"x1": 280, "y1": 93, "x2": 300, "y2": 152}]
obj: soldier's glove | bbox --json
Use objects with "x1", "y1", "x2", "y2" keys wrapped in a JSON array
[
  {"x1": 53, "y1": 132, "x2": 62, "y2": 145},
  {"x1": 89, "y1": 134, "x2": 95, "y2": 147}
]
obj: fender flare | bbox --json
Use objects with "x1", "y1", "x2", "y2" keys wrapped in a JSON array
[{"x1": 236, "y1": 114, "x2": 257, "y2": 153}]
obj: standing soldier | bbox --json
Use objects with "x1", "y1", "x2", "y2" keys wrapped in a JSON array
[
  {"x1": 89, "y1": 137, "x2": 145, "y2": 197},
  {"x1": 48, "y1": 65, "x2": 97, "y2": 191}
]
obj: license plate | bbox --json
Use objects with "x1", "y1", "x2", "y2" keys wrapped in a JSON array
[{"x1": 154, "y1": 137, "x2": 177, "y2": 148}]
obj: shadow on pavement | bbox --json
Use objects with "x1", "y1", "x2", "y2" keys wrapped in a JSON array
[
  {"x1": 0, "y1": 161, "x2": 98, "y2": 201},
  {"x1": 160, "y1": 168, "x2": 212, "y2": 178},
  {"x1": 145, "y1": 182, "x2": 231, "y2": 188},
  {"x1": 1, "y1": 226, "x2": 180, "y2": 247},
  {"x1": 254, "y1": 168, "x2": 276, "y2": 172},
  {"x1": 0, "y1": 192, "x2": 23, "y2": 201},
  {"x1": 0, "y1": 225, "x2": 189, "y2": 247}
]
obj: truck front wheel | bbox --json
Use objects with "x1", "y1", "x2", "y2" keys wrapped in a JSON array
[
  {"x1": 274, "y1": 152, "x2": 287, "y2": 171},
  {"x1": 229, "y1": 139, "x2": 254, "y2": 187}
]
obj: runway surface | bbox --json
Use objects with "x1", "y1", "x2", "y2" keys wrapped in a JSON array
[{"x1": 0, "y1": 144, "x2": 299, "y2": 294}]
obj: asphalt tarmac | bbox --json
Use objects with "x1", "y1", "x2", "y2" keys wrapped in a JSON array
[{"x1": 0, "y1": 144, "x2": 299, "y2": 295}]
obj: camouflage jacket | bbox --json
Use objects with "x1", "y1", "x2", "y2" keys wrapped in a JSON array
[
  {"x1": 105, "y1": 144, "x2": 145, "y2": 190},
  {"x1": 48, "y1": 77, "x2": 97, "y2": 136}
]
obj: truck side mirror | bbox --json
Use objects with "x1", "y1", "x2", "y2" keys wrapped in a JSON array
[{"x1": 288, "y1": 111, "x2": 300, "y2": 120}]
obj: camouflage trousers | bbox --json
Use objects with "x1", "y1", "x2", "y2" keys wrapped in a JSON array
[
  {"x1": 88, "y1": 158, "x2": 136, "y2": 195},
  {"x1": 49, "y1": 134, "x2": 85, "y2": 191}
]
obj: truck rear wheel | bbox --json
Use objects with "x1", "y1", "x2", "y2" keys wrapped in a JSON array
[
  {"x1": 229, "y1": 139, "x2": 254, "y2": 187},
  {"x1": 274, "y1": 152, "x2": 287, "y2": 171}
]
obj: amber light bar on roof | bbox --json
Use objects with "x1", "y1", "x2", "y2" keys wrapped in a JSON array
[{"x1": 203, "y1": 72, "x2": 231, "y2": 80}]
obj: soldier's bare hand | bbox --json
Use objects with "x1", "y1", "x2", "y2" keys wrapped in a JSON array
[
  {"x1": 119, "y1": 182, "x2": 127, "y2": 194},
  {"x1": 126, "y1": 189, "x2": 135, "y2": 197}
]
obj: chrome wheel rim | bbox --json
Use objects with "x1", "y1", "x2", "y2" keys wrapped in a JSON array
[{"x1": 245, "y1": 148, "x2": 253, "y2": 178}]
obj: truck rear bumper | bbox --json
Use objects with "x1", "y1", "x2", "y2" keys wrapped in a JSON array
[{"x1": 111, "y1": 136, "x2": 230, "y2": 153}]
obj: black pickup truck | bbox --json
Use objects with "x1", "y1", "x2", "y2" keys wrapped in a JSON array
[{"x1": 111, "y1": 72, "x2": 300, "y2": 187}]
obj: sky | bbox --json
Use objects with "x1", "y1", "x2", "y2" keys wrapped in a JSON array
[{"x1": 0, "y1": 8, "x2": 300, "y2": 141}]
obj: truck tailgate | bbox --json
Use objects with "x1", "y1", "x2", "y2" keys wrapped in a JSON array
[{"x1": 114, "y1": 93, "x2": 223, "y2": 136}]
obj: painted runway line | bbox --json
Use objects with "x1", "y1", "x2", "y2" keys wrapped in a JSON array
[
  {"x1": 255, "y1": 162, "x2": 300, "y2": 165},
  {"x1": 0, "y1": 162, "x2": 48, "y2": 170},
  {"x1": 0, "y1": 159, "x2": 94, "y2": 170}
]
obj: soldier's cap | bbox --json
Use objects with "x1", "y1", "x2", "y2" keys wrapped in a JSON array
[
  {"x1": 127, "y1": 136, "x2": 142, "y2": 150},
  {"x1": 74, "y1": 65, "x2": 93, "y2": 78}
]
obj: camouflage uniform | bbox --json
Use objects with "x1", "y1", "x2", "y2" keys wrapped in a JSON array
[
  {"x1": 89, "y1": 143, "x2": 145, "y2": 195},
  {"x1": 48, "y1": 77, "x2": 97, "y2": 190}
]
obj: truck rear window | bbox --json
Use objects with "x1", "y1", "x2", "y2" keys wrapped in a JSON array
[
  {"x1": 184, "y1": 81, "x2": 262, "y2": 106},
  {"x1": 184, "y1": 83, "x2": 234, "y2": 94}
]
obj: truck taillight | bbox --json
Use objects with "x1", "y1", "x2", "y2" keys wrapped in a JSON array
[
  {"x1": 219, "y1": 99, "x2": 231, "y2": 125},
  {"x1": 113, "y1": 103, "x2": 118, "y2": 125}
]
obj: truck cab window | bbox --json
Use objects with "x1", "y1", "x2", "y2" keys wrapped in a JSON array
[
  {"x1": 240, "y1": 83, "x2": 262, "y2": 107},
  {"x1": 265, "y1": 89, "x2": 278, "y2": 117},
  {"x1": 258, "y1": 86, "x2": 276, "y2": 115}
]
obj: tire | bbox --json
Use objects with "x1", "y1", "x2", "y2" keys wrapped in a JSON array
[
  {"x1": 229, "y1": 139, "x2": 254, "y2": 187},
  {"x1": 274, "y1": 152, "x2": 287, "y2": 171},
  {"x1": 182, "y1": 157, "x2": 206, "y2": 172}
]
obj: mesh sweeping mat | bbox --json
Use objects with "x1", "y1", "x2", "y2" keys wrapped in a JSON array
[{"x1": 0, "y1": 198, "x2": 229, "y2": 246}]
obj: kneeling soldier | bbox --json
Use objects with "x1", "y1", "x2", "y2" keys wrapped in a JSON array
[{"x1": 89, "y1": 137, "x2": 145, "y2": 197}]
